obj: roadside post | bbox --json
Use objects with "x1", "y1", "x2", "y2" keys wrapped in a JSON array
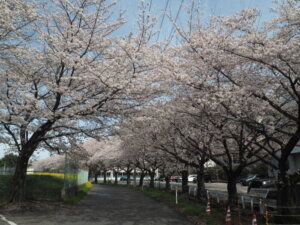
[
  {"x1": 241, "y1": 195, "x2": 245, "y2": 209},
  {"x1": 216, "y1": 192, "x2": 220, "y2": 204},
  {"x1": 175, "y1": 186, "x2": 179, "y2": 204},
  {"x1": 259, "y1": 199, "x2": 264, "y2": 214},
  {"x1": 264, "y1": 204, "x2": 269, "y2": 225},
  {"x1": 133, "y1": 169, "x2": 137, "y2": 187},
  {"x1": 238, "y1": 200, "x2": 242, "y2": 225}
]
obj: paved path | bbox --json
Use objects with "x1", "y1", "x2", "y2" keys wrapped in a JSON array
[{"x1": 1, "y1": 185, "x2": 193, "y2": 225}]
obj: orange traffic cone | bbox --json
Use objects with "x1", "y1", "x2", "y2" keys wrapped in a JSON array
[
  {"x1": 206, "y1": 199, "x2": 211, "y2": 215},
  {"x1": 225, "y1": 206, "x2": 232, "y2": 225},
  {"x1": 252, "y1": 214, "x2": 258, "y2": 225}
]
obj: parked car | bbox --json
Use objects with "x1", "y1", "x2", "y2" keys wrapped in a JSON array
[
  {"x1": 143, "y1": 176, "x2": 151, "y2": 181},
  {"x1": 247, "y1": 176, "x2": 276, "y2": 192},
  {"x1": 119, "y1": 176, "x2": 127, "y2": 181},
  {"x1": 155, "y1": 176, "x2": 166, "y2": 181},
  {"x1": 240, "y1": 174, "x2": 258, "y2": 186},
  {"x1": 170, "y1": 176, "x2": 182, "y2": 183},
  {"x1": 188, "y1": 174, "x2": 197, "y2": 182}
]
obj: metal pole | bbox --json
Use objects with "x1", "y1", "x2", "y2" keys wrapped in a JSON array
[
  {"x1": 62, "y1": 152, "x2": 67, "y2": 199},
  {"x1": 175, "y1": 187, "x2": 178, "y2": 204},
  {"x1": 206, "y1": 189, "x2": 210, "y2": 200},
  {"x1": 265, "y1": 204, "x2": 269, "y2": 225},
  {"x1": 133, "y1": 168, "x2": 137, "y2": 186},
  {"x1": 259, "y1": 199, "x2": 264, "y2": 214},
  {"x1": 241, "y1": 195, "x2": 245, "y2": 209},
  {"x1": 238, "y1": 200, "x2": 241, "y2": 225}
]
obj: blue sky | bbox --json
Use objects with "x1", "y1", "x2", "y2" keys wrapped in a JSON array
[
  {"x1": 0, "y1": 0, "x2": 276, "y2": 160},
  {"x1": 112, "y1": 0, "x2": 275, "y2": 41}
]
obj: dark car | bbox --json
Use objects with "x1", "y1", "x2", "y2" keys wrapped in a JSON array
[
  {"x1": 119, "y1": 176, "x2": 127, "y2": 181},
  {"x1": 247, "y1": 176, "x2": 276, "y2": 193},
  {"x1": 240, "y1": 174, "x2": 258, "y2": 186}
]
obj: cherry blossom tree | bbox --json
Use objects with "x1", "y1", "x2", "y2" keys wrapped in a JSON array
[
  {"x1": 0, "y1": 0, "x2": 37, "y2": 52},
  {"x1": 139, "y1": 96, "x2": 264, "y2": 203},
  {"x1": 217, "y1": 3, "x2": 300, "y2": 211},
  {"x1": 32, "y1": 154, "x2": 65, "y2": 172},
  {"x1": 32, "y1": 138, "x2": 90, "y2": 172},
  {"x1": 0, "y1": 0, "x2": 162, "y2": 202},
  {"x1": 146, "y1": 105, "x2": 208, "y2": 196},
  {"x1": 83, "y1": 137, "x2": 123, "y2": 184},
  {"x1": 117, "y1": 114, "x2": 179, "y2": 188},
  {"x1": 169, "y1": 0, "x2": 299, "y2": 213}
]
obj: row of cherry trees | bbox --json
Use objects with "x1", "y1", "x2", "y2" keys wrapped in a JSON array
[
  {"x1": 89, "y1": 0, "x2": 300, "y2": 211},
  {"x1": 173, "y1": 0, "x2": 300, "y2": 211},
  {"x1": 1, "y1": 1, "x2": 299, "y2": 215}
]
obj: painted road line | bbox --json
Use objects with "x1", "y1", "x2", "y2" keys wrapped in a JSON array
[{"x1": 0, "y1": 215, "x2": 17, "y2": 225}]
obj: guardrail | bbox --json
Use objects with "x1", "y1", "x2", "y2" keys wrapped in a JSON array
[{"x1": 139, "y1": 180, "x2": 277, "y2": 214}]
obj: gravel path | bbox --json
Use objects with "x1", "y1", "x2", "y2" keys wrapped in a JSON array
[{"x1": 1, "y1": 185, "x2": 194, "y2": 225}]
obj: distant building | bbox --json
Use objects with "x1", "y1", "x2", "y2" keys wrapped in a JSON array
[
  {"x1": 26, "y1": 166, "x2": 34, "y2": 174},
  {"x1": 204, "y1": 159, "x2": 216, "y2": 168},
  {"x1": 269, "y1": 145, "x2": 300, "y2": 177},
  {"x1": 288, "y1": 145, "x2": 300, "y2": 173}
]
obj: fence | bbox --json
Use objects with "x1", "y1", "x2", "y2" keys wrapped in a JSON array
[
  {"x1": 62, "y1": 160, "x2": 89, "y2": 198},
  {"x1": 0, "y1": 167, "x2": 15, "y2": 175},
  {"x1": 0, "y1": 165, "x2": 89, "y2": 202}
]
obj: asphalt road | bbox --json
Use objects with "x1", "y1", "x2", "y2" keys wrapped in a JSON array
[
  {"x1": 191, "y1": 182, "x2": 247, "y2": 193},
  {"x1": 0, "y1": 185, "x2": 193, "y2": 225}
]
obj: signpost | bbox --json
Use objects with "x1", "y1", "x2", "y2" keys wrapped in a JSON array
[{"x1": 175, "y1": 186, "x2": 179, "y2": 204}]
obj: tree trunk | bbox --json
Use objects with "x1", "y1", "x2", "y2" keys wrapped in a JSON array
[
  {"x1": 126, "y1": 170, "x2": 131, "y2": 185},
  {"x1": 149, "y1": 171, "x2": 155, "y2": 188},
  {"x1": 277, "y1": 163, "x2": 300, "y2": 223},
  {"x1": 276, "y1": 128, "x2": 300, "y2": 223},
  {"x1": 196, "y1": 169, "x2": 205, "y2": 200},
  {"x1": 133, "y1": 168, "x2": 137, "y2": 186},
  {"x1": 181, "y1": 170, "x2": 189, "y2": 194},
  {"x1": 165, "y1": 175, "x2": 171, "y2": 191},
  {"x1": 139, "y1": 172, "x2": 145, "y2": 187},
  {"x1": 103, "y1": 171, "x2": 107, "y2": 184},
  {"x1": 227, "y1": 173, "x2": 238, "y2": 206},
  {"x1": 114, "y1": 170, "x2": 118, "y2": 185},
  {"x1": 9, "y1": 152, "x2": 31, "y2": 202},
  {"x1": 94, "y1": 173, "x2": 98, "y2": 183}
]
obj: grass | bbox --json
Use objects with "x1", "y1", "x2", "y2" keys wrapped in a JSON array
[
  {"x1": 138, "y1": 187, "x2": 224, "y2": 225},
  {"x1": 0, "y1": 174, "x2": 64, "y2": 203},
  {"x1": 0, "y1": 175, "x2": 12, "y2": 203},
  {"x1": 65, "y1": 181, "x2": 93, "y2": 204},
  {"x1": 25, "y1": 175, "x2": 65, "y2": 201},
  {"x1": 0, "y1": 174, "x2": 92, "y2": 204}
]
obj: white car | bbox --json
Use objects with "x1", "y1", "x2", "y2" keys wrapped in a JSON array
[{"x1": 188, "y1": 174, "x2": 197, "y2": 182}]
